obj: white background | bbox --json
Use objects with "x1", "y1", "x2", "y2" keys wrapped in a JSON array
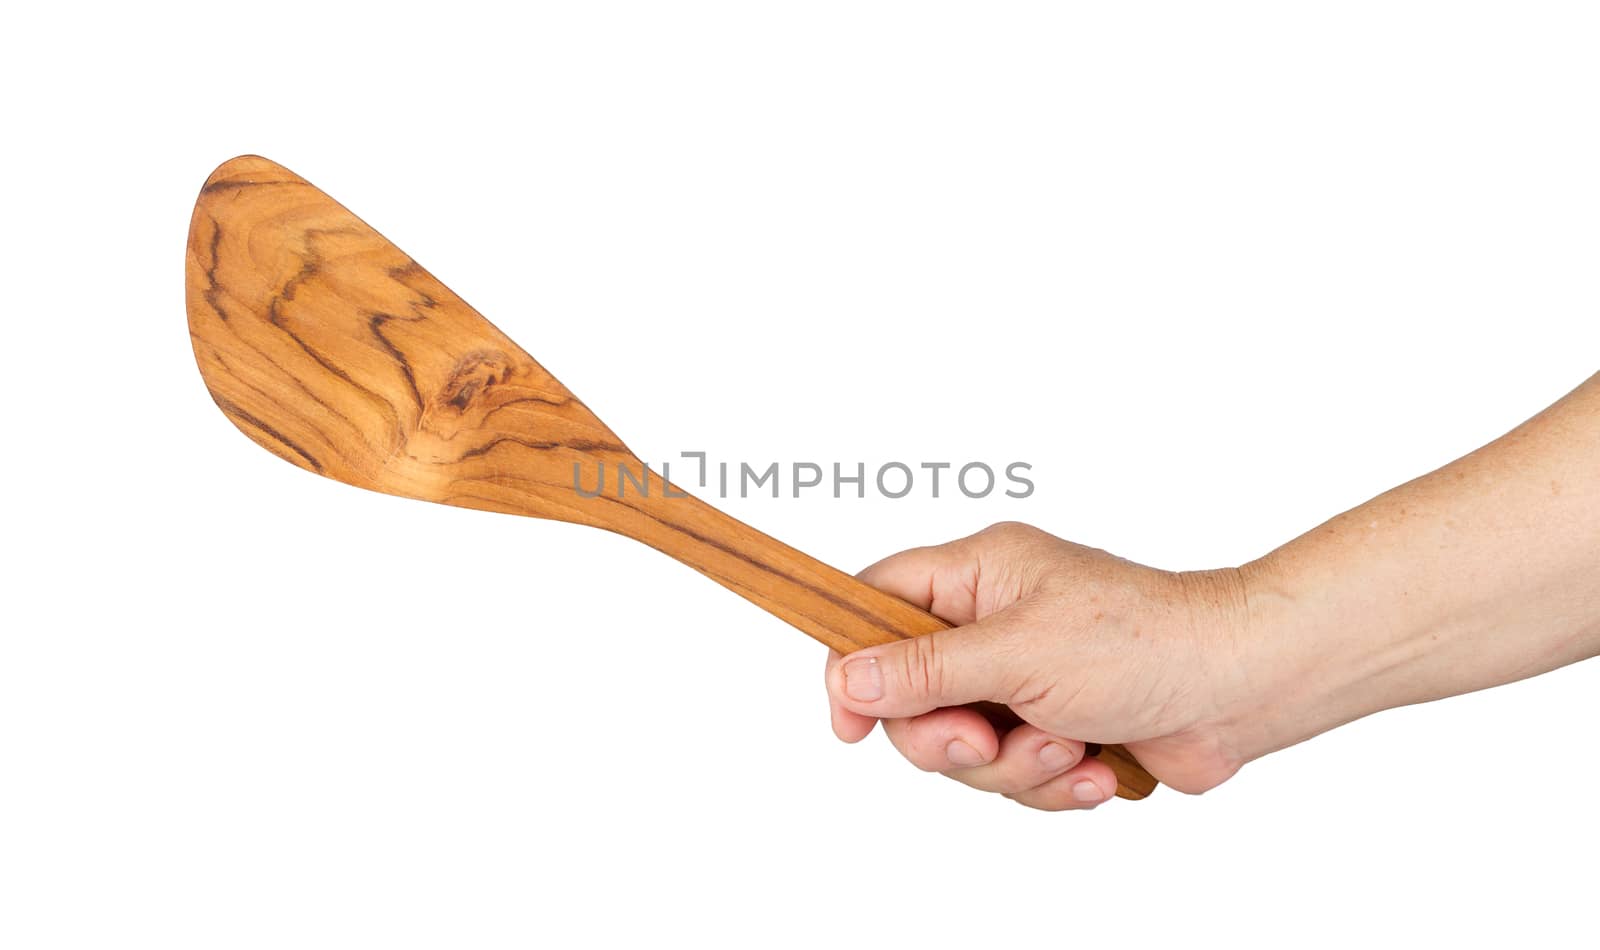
[{"x1": 5, "y1": 3, "x2": 1599, "y2": 947}]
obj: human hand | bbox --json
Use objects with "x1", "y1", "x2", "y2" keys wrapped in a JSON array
[
  {"x1": 824, "y1": 522, "x2": 1262, "y2": 809},
  {"x1": 826, "y1": 377, "x2": 1600, "y2": 810}
]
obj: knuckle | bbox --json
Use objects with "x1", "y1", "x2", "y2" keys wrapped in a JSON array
[
  {"x1": 900, "y1": 634, "x2": 946, "y2": 701},
  {"x1": 892, "y1": 724, "x2": 944, "y2": 773},
  {"x1": 981, "y1": 520, "x2": 1032, "y2": 543}
]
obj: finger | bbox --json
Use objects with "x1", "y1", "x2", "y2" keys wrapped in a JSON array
[
  {"x1": 858, "y1": 521, "x2": 1058, "y2": 624},
  {"x1": 825, "y1": 649, "x2": 878, "y2": 742},
  {"x1": 858, "y1": 540, "x2": 985, "y2": 625},
  {"x1": 943, "y1": 724, "x2": 1086, "y2": 795},
  {"x1": 825, "y1": 614, "x2": 1024, "y2": 719},
  {"x1": 879, "y1": 707, "x2": 1000, "y2": 771},
  {"x1": 1002, "y1": 756, "x2": 1120, "y2": 811}
]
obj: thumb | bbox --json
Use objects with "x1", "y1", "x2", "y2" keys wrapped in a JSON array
[{"x1": 827, "y1": 615, "x2": 1023, "y2": 719}]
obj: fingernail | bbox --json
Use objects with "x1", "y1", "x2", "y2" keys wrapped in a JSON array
[
  {"x1": 843, "y1": 656, "x2": 884, "y2": 702},
  {"x1": 946, "y1": 739, "x2": 985, "y2": 768},
  {"x1": 1039, "y1": 742, "x2": 1074, "y2": 770},
  {"x1": 1071, "y1": 780, "x2": 1103, "y2": 803}
]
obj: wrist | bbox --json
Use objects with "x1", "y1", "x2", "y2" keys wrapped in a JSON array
[
  {"x1": 1206, "y1": 554, "x2": 1327, "y2": 762},
  {"x1": 1162, "y1": 565, "x2": 1273, "y2": 770},
  {"x1": 1207, "y1": 548, "x2": 1437, "y2": 764}
]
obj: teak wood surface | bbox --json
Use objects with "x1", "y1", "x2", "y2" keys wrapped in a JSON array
[{"x1": 185, "y1": 155, "x2": 1158, "y2": 800}]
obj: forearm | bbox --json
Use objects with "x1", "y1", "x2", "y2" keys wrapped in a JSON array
[{"x1": 1227, "y1": 373, "x2": 1600, "y2": 760}]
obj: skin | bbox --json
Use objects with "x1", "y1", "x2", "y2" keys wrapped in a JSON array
[{"x1": 825, "y1": 372, "x2": 1600, "y2": 810}]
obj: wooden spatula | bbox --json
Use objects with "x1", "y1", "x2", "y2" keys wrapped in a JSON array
[{"x1": 185, "y1": 155, "x2": 1158, "y2": 800}]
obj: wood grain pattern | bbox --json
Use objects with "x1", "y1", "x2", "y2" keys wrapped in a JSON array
[{"x1": 186, "y1": 155, "x2": 1158, "y2": 801}]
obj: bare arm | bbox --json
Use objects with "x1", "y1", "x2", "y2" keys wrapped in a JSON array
[{"x1": 1228, "y1": 372, "x2": 1600, "y2": 761}]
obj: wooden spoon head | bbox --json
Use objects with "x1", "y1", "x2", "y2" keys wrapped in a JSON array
[{"x1": 186, "y1": 155, "x2": 638, "y2": 526}]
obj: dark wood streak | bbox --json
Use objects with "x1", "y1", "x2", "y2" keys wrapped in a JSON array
[
  {"x1": 206, "y1": 344, "x2": 391, "y2": 468},
  {"x1": 275, "y1": 248, "x2": 321, "y2": 304},
  {"x1": 479, "y1": 394, "x2": 575, "y2": 422},
  {"x1": 585, "y1": 491, "x2": 914, "y2": 638},
  {"x1": 366, "y1": 312, "x2": 426, "y2": 414},
  {"x1": 199, "y1": 219, "x2": 228, "y2": 323},
  {"x1": 456, "y1": 436, "x2": 628, "y2": 461},
  {"x1": 385, "y1": 261, "x2": 440, "y2": 311},
  {"x1": 200, "y1": 176, "x2": 304, "y2": 194},
  {"x1": 211, "y1": 394, "x2": 325, "y2": 473}
]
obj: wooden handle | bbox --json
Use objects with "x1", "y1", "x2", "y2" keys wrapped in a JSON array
[{"x1": 606, "y1": 479, "x2": 1159, "y2": 800}]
